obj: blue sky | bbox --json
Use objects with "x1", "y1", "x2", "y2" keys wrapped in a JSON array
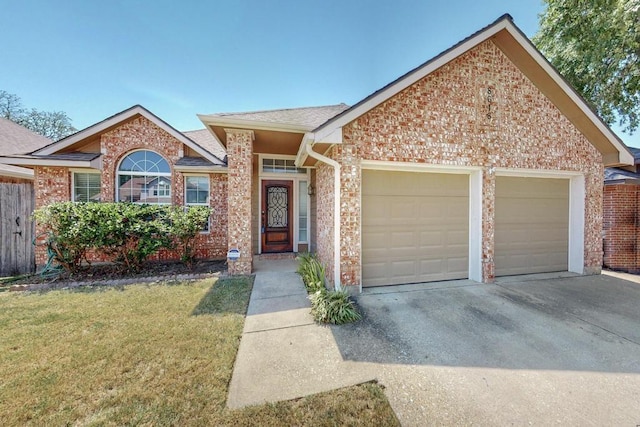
[{"x1": 1, "y1": 0, "x2": 637, "y2": 147}]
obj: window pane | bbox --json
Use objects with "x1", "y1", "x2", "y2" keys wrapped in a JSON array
[
  {"x1": 74, "y1": 173, "x2": 101, "y2": 202},
  {"x1": 299, "y1": 181, "x2": 308, "y2": 242},
  {"x1": 186, "y1": 176, "x2": 209, "y2": 205}
]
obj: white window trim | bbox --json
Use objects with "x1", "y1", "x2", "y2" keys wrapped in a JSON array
[
  {"x1": 116, "y1": 149, "x2": 172, "y2": 204},
  {"x1": 71, "y1": 169, "x2": 101, "y2": 203},
  {"x1": 184, "y1": 174, "x2": 211, "y2": 234}
]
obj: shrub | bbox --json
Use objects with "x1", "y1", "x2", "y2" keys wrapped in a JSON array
[
  {"x1": 309, "y1": 288, "x2": 362, "y2": 325},
  {"x1": 296, "y1": 253, "x2": 325, "y2": 292},
  {"x1": 297, "y1": 253, "x2": 361, "y2": 324},
  {"x1": 93, "y1": 203, "x2": 173, "y2": 272},
  {"x1": 167, "y1": 206, "x2": 212, "y2": 267},
  {"x1": 32, "y1": 202, "x2": 98, "y2": 273},
  {"x1": 33, "y1": 202, "x2": 213, "y2": 274}
]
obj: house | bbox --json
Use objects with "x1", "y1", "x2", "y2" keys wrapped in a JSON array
[
  {"x1": 0, "y1": 118, "x2": 52, "y2": 275},
  {"x1": 0, "y1": 14, "x2": 633, "y2": 289},
  {"x1": 603, "y1": 147, "x2": 640, "y2": 273}
]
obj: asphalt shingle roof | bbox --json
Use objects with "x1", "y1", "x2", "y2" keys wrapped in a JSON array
[
  {"x1": 182, "y1": 129, "x2": 227, "y2": 162},
  {"x1": 175, "y1": 156, "x2": 220, "y2": 167},
  {"x1": 204, "y1": 104, "x2": 350, "y2": 129},
  {"x1": 0, "y1": 118, "x2": 52, "y2": 155}
]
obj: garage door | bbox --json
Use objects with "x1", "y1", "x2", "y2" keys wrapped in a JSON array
[
  {"x1": 362, "y1": 170, "x2": 469, "y2": 287},
  {"x1": 495, "y1": 176, "x2": 569, "y2": 276}
]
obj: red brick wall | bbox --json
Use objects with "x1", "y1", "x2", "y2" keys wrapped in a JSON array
[
  {"x1": 33, "y1": 116, "x2": 228, "y2": 267},
  {"x1": 603, "y1": 183, "x2": 640, "y2": 273},
  {"x1": 316, "y1": 39, "x2": 603, "y2": 287}
]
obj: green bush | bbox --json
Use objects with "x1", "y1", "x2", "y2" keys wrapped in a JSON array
[
  {"x1": 309, "y1": 288, "x2": 362, "y2": 325},
  {"x1": 33, "y1": 202, "x2": 212, "y2": 274},
  {"x1": 167, "y1": 206, "x2": 211, "y2": 267},
  {"x1": 297, "y1": 253, "x2": 361, "y2": 324},
  {"x1": 296, "y1": 252, "x2": 326, "y2": 292}
]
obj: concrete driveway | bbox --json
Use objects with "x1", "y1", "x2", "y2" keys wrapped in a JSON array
[{"x1": 332, "y1": 272, "x2": 640, "y2": 425}]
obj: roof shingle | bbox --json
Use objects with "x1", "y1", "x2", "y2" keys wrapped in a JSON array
[{"x1": 0, "y1": 118, "x2": 52, "y2": 155}]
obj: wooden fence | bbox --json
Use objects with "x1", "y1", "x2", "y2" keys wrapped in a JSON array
[{"x1": 0, "y1": 183, "x2": 35, "y2": 276}]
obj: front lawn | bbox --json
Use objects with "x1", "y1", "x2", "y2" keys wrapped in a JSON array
[{"x1": 0, "y1": 277, "x2": 398, "y2": 426}]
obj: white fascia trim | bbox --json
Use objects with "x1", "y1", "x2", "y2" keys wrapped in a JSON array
[
  {"x1": 0, "y1": 165, "x2": 34, "y2": 180},
  {"x1": 36, "y1": 107, "x2": 222, "y2": 165},
  {"x1": 175, "y1": 165, "x2": 228, "y2": 174},
  {"x1": 505, "y1": 27, "x2": 634, "y2": 167},
  {"x1": 198, "y1": 114, "x2": 313, "y2": 134},
  {"x1": 314, "y1": 21, "x2": 510, "y2": 142},
  {"x1": 0, "y1": 157, "x2": 94, "y2": 168},
  {"x1": 295, "y1": 133, "x2": 313, "y2": 166},
  {"x1": 361, "y1": 160, "x2": 483, "y2": 174}
]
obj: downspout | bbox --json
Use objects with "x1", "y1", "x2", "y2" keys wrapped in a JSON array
[{"x1": 304, "y1": 137, "x2": 342, "y2": 290}]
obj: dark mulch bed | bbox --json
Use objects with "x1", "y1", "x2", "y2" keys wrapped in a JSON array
[{"x1": 1, "y1": 259, "x2": 228, "y2": 289}]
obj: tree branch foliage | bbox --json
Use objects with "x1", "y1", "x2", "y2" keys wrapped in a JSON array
[
  {"x1": 0, "y1": 90, "x2": 77, "y2": 140},
  {"x1": 533, "y1": 0, "x2": 640, "y2": 134}
]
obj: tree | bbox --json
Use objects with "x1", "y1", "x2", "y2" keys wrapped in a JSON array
[
  {"x1": 533, "y1": 0, "x2": 640, "y2": 134},
  {"x1": 0, "y1": 90, "x2": 77, "y2": 140}
]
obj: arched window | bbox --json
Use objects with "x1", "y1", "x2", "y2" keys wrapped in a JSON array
[{"x1": 117, "y1": 150, "x2": 171, "y2": 204}]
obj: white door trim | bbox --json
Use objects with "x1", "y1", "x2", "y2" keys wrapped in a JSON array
[
  {"x1": 360, "y1": 160, "x2": 483, "y2": 283},
  {"x1": 495, "y1": 167, "x2": 584, "y2": 274}
]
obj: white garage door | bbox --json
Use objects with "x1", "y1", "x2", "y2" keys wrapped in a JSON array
[
  {"x1": 495, "y1": 176, "x2": 569, "y2": 276},
  {"x1": 362, "y1": 170, "x2": 469, "y2": 287}
]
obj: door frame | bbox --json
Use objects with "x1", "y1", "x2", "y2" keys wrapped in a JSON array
[
  {"x1": 261, "y1": 179, "x2": 294, "y2": 253},
  {"x1": 257, "y1": 154, "x2": 310, "y2": 254}
]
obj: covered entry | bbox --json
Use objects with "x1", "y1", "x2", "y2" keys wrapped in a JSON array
[
  {"x1": 495, "y1": 176, "x2": 569, "y2": 276},
  {"x1": 362, "y1": 170, "x2": 469, "y2": 287}
]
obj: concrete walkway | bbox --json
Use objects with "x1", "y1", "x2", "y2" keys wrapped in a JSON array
[{"x1": 226, "y1": 258, "x2": 374, "y2": 409}]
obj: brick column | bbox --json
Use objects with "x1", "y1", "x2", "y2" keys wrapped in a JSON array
[
  {"x1": 482, "y1": 169, "x2": 496, "y2": 283},
  {"x1": 225, "y1": 129, "x2": 254, "y2": 275}
]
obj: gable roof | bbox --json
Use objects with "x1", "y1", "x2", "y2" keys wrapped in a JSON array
[
  {"x1": 33, "y1": 105, "x2": 225, "y2": 166},
  {"x1": 0, "y1": 117, "x2": 52, "y2": 155},
  {"x1": 198, "y1": 104, "x2": 350, "y2": 133},
  {"x1": 182, "y1": 128, "x2": 227, "y2": 161},
  {"x1": 307, "y1": 14, "x2": 633, "y2": 168}
]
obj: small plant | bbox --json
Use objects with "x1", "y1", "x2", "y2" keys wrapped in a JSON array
[
  {"x1": 167, "y1": 206, "x2": 212, "y2": 267},
  {"x1": 296, "y1": 252, "x2": 326, "y2": 292},
  {"x1": 298, "y1": 253, "x2": 361, "y2": 324},
  {"x1": 309, "y1": 288, "x2": 362, "y2": 325}
]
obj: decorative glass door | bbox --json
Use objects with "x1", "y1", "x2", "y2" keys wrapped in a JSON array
[{"x1": 261, "y1": 180, "x2": 293, "y2": 252}]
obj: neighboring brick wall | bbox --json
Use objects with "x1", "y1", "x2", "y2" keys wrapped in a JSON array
[
  {"x1": 603, "y1": 183, "x2": 640, "y2": 273},
  {"x1": 316, "y1": 39, "x2": 603, "y2": 287},
  {"x1": 33, "y1": 116, "x2": 228, "y2": 267},
  {"x1": 226, "y1": 129, "x2": 253, "y2": 275}
]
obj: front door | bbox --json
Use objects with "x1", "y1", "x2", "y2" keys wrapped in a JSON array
[{"x1": 261, "y1": 180, "x2": 293, "y2": 253}]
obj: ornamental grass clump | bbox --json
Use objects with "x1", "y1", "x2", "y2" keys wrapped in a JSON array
[{"x1": 297, "y1": 252, "x2": 361, "y2": 324}]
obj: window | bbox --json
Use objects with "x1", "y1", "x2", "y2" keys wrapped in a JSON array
[
  {"x1": 73, "y1": 172, "x2": 101, "y2": 202},
  {"x1": 299, "y1": 181, "x2": 308, "y2": 242},
  {"x1": 185, "y1": 175, "x2": 210, "y2": 232},
  {"x1": 262, "y1": 158, "x2": 306, "y2": 174},
  {"x1": 117, "y1": 150, "x2": 171, "y2": 204}
]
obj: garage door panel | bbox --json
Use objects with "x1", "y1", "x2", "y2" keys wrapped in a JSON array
[
  {"x1": 362, "y1": 170, "x2": 469, "y2": 287},
  {"x1": 495, "y1": 176, "x2": 569, "y2": 276}
]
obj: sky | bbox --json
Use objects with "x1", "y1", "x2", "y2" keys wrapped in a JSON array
[{"x1": 1, "y1": 0, "x2": 638, "y2": 147}]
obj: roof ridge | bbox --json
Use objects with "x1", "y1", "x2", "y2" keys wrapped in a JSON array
[{"x1": 206, "y1": 103, "x2": 349, "y2": 117}]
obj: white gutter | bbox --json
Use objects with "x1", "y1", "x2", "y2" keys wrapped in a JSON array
[{"x1": 304, "y1": 136, "x2": 341, "y2": 290}]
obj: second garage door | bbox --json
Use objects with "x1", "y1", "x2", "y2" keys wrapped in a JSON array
[
  {"x1": 495, "y1": 176, "x2": 569, "y2": 276},
  {"x1": 362, "y1": 170, "x2": 469, "y2": 287}
]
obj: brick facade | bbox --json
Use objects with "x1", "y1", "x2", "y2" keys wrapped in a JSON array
[
  {"x1": 603, "y1": 183, "x2": 640, "y2": 273},
  {"x1": 315, "y1": 39, "x2": 603, "y2": 288},
  {"x1": 225, "y1": 129, "x2": 253, "y2": 275},
  {"x1": 33, "y1": 116, "x2": 228, "y2": 267}
]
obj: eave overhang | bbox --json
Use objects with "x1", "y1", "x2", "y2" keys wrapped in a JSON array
[{"x1": 296, "y1": 14, "x2": 634, "y2": 168}]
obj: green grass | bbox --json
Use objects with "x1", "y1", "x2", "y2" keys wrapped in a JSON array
[{"x1": 0, "y1": 277, "x2": 398, "y2": 426}]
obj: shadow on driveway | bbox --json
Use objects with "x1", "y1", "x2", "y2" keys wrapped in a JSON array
[{"x1": 331, "y1": 274, "x2": 640, "y2": 374}]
